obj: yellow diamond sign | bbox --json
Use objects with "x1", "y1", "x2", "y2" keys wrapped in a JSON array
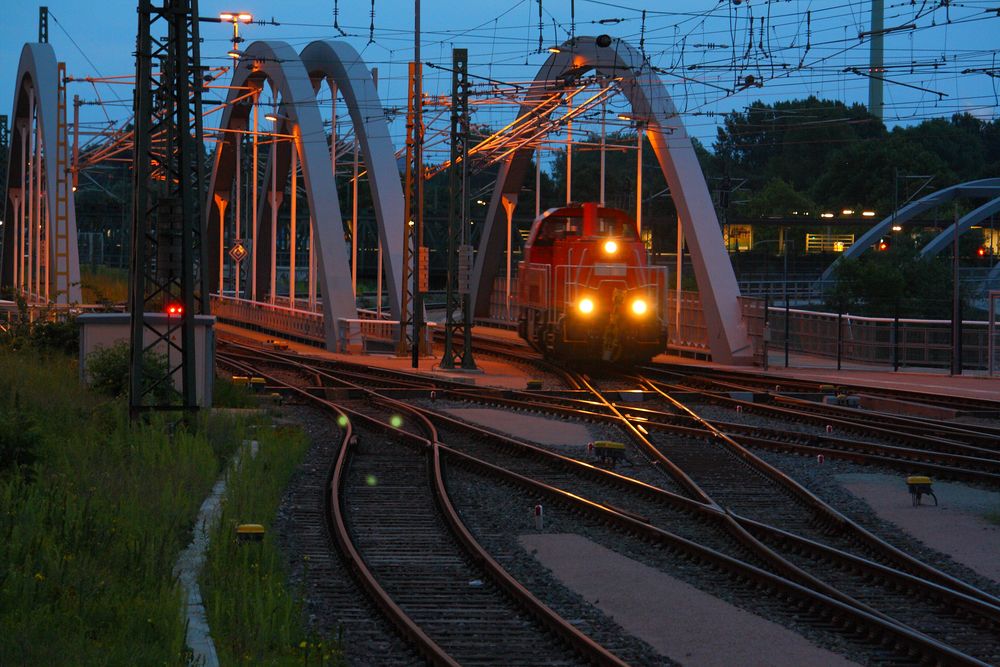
[{"x1": 229, "y1": 242, "x2": 248, "y2": 263}]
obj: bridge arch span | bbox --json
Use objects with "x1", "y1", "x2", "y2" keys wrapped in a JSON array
[
  {"x1": 299, "y1": 39, "x2": 404, "y2": 321},
  {"x1": 470, "y1": 36, "x2": 751, "y2": 363},
  {"x1": 2, "y1": 43, "x2": 82, "y2": 305},
  {"x1": 207, "y1": 40, "x2": 357, "y2": 348},
  {"x1": 819, "y1": 178, "x2": 1000, "y2": 282}
]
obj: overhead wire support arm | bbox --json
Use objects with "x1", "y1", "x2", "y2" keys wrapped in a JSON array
[{"x1": 845, "y1": 66, "x2": 949, "y2": 99}]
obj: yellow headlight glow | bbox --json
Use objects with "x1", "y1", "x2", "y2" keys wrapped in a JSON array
[
  {"x1": 579, "y1": 298, "x2": 595, "y2": 314},
  {"x1": 603, "y1": 240, "x2": 618, "y2": 254},
  {"x1": 631, "y1": 298, "x2": 648, "y2": 316}
]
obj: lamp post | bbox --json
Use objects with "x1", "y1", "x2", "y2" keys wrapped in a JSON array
[{"x1": 219, "y1": 12, "x2": 253, "y2": 59}]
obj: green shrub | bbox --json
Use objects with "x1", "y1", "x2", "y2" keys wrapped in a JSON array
[
  {"x1": 0, "y1": 400, "x2": 40, "y2": 476},
  {"x1": 86, "y1": 341, "x2": 176, "y2": 403}
]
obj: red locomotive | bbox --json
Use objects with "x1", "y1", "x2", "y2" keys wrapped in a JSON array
[{"x1": 515, "y1": 202, "x2": 667, "y2": 362}]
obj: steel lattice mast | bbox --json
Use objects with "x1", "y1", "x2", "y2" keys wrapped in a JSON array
[
  {"x1": 441, "y1": 48, "x2": 476, "y2": 370},
  {"x1": 129, "y1": 0, "x2": 208, "y2": 414}
]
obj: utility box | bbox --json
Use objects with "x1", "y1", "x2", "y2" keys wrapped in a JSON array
[{"x1": 78, "y1": 313, "x2": 216, "y2": 407}]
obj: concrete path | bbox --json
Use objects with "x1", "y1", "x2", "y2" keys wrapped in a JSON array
[
  {"x1": 520, "y1": 533, "x2": 859, "y2": 667},
  {"x1": 444, "y1": 407, "x2": 593, "y2": 448},
  {"x1": 838, "y1": 472, "x2": 1000, "y2": 583}
]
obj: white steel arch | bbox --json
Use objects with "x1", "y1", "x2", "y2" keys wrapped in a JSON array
[
  {"x1": 299, "y1": 40, "x2": 404, "y2": 321},
  {"x1": 919, "y1": 193, "x2": 1000, "y2": 258},
  {"x1": 819, "y1": 178, "x2": 1000, "y2": 282},
  {"x1": 470, "y1": 36, "x2": 752, "y2": 364},
  {"x1": 1, "y1": 43, "x2": 82, "y2": 305},
  {"x1": 207, "y1": 40, "x2": 359, "y2": 349}
]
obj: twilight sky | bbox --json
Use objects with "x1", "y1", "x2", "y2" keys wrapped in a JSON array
[{"x1": 2, "y1": 0, "x2": 998, "y2": 157}]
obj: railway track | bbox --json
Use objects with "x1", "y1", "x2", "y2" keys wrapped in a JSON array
[
  {"x1": 221, "y1": 342, "x2": 997, "y2": 662},
  {"x1": 220, "y1": 344, "x2": 632, "y2": 665}
]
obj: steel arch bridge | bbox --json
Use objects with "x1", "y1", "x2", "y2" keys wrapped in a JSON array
[
  {"x1": 819, "y1": 178, "x2": 1000, "y2": 282},
  {"x1": 1, "y1": 43, "x2": 82, "y2": 306},
  {"x1": 5, "y1": 36, "x2": 752, "y2": 363},
  {"x1": 470, "y1": 36, "x2": 751, "y2": 364},
  {"x1": 206, "y1": 39, "x2": 405, "y2": 349}
]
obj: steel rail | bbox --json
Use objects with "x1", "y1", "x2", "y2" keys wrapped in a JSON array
[
  {"x1": 217, "y1": 354, "x2": 459, "y2": 665},
  {"x1": 651, "y1": 364, "x2": 1000, "y2": 415},
  {"x1": 218, "y1": 350, "x2": 631, "y2": 665},
  {"x1": 437, "y1": 446, "x2": 988, "y2": 667},
  {"x1": 639, "y1": 378, "x2": 1000, "y2": 609},
  {"x1": 406, "y1": 398, "x2": 1000, "y2": 633},
  {"x1": 220, "y1": 350, "x2": 1000, "y2": 663},
  {"x1": 641, "y1": 372, "x2": 996, "y2": 457}
]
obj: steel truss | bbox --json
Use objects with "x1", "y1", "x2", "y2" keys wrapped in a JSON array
[
  {"x1": 129, "y1": 0, "x2": 208, "y2": 413},
  {"x1": 441, "y1": 48, "x2": 476, "y2": 370}
]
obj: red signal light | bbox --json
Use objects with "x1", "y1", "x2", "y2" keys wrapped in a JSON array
[
  {"x1": 877, "y1": 240, "x2": 888, "y2": 251},
  {"x1": 165, "y1": 304, "x2": 184, "y2": 316},
  {"x1": 977, "y1": 247, "x2": 987, "y2": 257}
]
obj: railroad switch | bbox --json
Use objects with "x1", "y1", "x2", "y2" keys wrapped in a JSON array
[{"x1": 906, "y1": 476, "x2": 937, "y2": 507}]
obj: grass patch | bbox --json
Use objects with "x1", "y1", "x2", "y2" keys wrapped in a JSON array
[
  {"x1": 0, "y1": 349, "x2": 248, "y2": 664},
  {"x1": 79, "y1": 266, "x2": 128, "y2": 305},
  {"x1": 202, "y1": 423, "x2": 342, "y2": 665},
  {"x1": 213, "y1": 375, "x2": 264, "y2": 409}
]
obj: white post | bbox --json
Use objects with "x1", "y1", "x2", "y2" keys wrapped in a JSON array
[
  {"x1": 352, "y1": 132, "x2": 359, "y2": 299},
  {"x1": 599, "y1": 98, "x2": 606, "y2": 206},
  {"x1": 565, "y1": 95, "x2": 572, "y2": 205},
  {"x1": 636, "y1": 124, "x2": 643, "y2": 239},
  {"x1": 34, "y1": 104, "x2": 42, "y2": 302},
  {"x1": 289, "y1": 132, "x2": 298, "y2": 307},
  {"x1": 308, "y1": 215, "x2": 316, "y2": 310},
  {"x1": 11, "y1": 195, "x2": 20, "y2": 291},
  {"x1": 269, "y1": 139, "x2": 278, "y2": 305},
  {"x1": 214, "y1": 194, "x2": 228, "y2": 296},
  {"x1": 535, "y1": 145, "x2": 541, "y2": 218},
  {"x1": 372, "y1": 68, "x2": 383, "y2": 317},
  {"x1": 251, "y1": 95, "x2": 259, "y2": 301},
  {"x1": 502, "y1": 195, "x2": 516, "y2": 318},
  {"x1": 675, "y1": 214, "x2": 683, "y2": 335},
  {"x1": 234, "y1": 128, "x2": 241, "y2": 297},
  {"x1": 17, "y1": 120, "x2": 27, "y2": 291}
]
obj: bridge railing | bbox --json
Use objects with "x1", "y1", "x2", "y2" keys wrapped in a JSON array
[
  {"x1": 741, "y1": 297, "x2": 993, "y2": 370},
  {"x1": 211, "y1": 295, "x2": 326, "y2": 343}
]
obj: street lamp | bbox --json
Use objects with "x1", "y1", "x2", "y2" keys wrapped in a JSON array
[{"x1": 220, "y1": 11, "x2": 253, "y2": 59}]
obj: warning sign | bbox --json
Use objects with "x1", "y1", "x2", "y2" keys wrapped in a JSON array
[{"x1": 229, "y1": 242, "x2": 248, "y2": 263}]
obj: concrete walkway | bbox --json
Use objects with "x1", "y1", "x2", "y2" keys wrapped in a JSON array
[
  {"x1": 838, "y1": 473, "x2": 1000, "y2": 583},
  {"x1": 520, "y1": 533, "x2": 859, "y2": 667}
]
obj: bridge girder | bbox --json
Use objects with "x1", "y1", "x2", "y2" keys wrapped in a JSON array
[{"x1": 299, "y1": 40, "x2": 404, "y2": 321}]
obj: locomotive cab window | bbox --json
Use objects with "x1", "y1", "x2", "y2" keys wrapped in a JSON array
[
  {"x1": 534, "y1": 216, "x2": 582, "y2": 246},
  {"x1": 596, "y1": 216, "x2": 637, "y2": 240}
]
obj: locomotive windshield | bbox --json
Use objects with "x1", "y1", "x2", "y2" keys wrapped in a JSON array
[
  {"x1": 533, "y1": 216, "x2": 582, "y2": 246},
  {"x1": 596, "y1": 216, "x2": 637, "y2": 240}
]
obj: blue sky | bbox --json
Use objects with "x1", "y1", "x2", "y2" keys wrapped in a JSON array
[{"x1": 2, "y1": 0, "x2": 998, "y2": 156}]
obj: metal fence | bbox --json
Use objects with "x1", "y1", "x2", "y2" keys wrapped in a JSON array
[{"x1": 741, "y1": 297, "x2": 994, "y2": 371}]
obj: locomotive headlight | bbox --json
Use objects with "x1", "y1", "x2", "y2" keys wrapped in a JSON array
[
  {"x1": 630, "y1": 298, "x2": 648, "y2": 316},
  {"x1": 603, "y1": 240, "x2": 618, "y2": 254},
  {"x1": 578, "y1": 297, "x2": 595, "y2": 314}
]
